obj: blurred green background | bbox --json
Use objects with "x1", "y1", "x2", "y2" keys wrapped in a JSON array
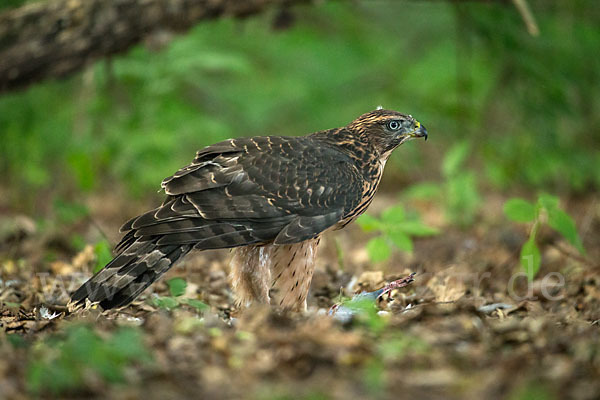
[
  {"x1": 1, "y1": 0, "x2": 599, "y2": 217},
  {"x1": 1, "y1": 3, "x2": 599, "y2": 397}
]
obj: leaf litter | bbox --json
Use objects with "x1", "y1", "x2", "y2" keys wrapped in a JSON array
[{"x1": 0, "y1": 194, "x2": 599, "y2": 399}]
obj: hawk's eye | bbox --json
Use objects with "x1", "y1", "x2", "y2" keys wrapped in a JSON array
[{"x1": 387, "y1": 120, "x2": 401, "y2": 131}]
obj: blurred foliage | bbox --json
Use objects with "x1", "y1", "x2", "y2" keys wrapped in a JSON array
[
  {"x1": 510, "y1": 382, "x2": 556, "y2": 400},
  {"x1": 404, "y1": 140, "x2": 481, "y2": 227},
  {"x1": 27, "y1": 324, "x2": 150, "y2": 395},
  {"x1": 53, "y1": 199, "x2": 90, "y2": 225},
  {"x1": 0, "y1": 0, "x2": 599, "y2": 214},
  {"x1": 357, "y1": 205, "x2": 438, "y2": 262},
  {"x1": 93, "y1": 239, "x2": 113, "y2": 273},
  {"x1": 465, "y1": 2, "x2": 600, "y2": 192},
  {"x1": 504, "y1": 193, "x2": 585, "y2": 280},
  {"x1": 0, "y1": 0, "x2": 35, "y2": 11},
  {"x1": 0, "y1": 3, "x2": 597, "y2": 398},
  {"x1": 363, "y1": 331, "x2": 429, "y2": 395},
  {"x1": 338, "y1": 296, "x2": 388, "y2": 334},
  {"x1": 441, "y1": 141, "x2": 481, "y2": 226}
]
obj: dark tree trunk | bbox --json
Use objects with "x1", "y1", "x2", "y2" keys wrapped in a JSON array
[{"x1": 0, "y1": 0, "x2": 308, "y2": 93}]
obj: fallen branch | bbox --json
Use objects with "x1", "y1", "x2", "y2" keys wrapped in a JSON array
[{"x1": 0, "y1": 0, "x2": 309, "y2": 93}]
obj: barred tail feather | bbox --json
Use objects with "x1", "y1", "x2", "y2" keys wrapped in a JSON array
[{"x1": 69, "y1": 239, "x2": 191, "y2": 310}]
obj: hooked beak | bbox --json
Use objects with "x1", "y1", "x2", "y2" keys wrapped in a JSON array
[
  {"x1": 410, "y1": 121, "x2": 428, "y2": 141},
  {"x1": 399, "y1": 120, "x2": 428, "y2": 145}
]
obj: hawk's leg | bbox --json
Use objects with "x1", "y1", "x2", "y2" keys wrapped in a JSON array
[
  {"x1": 269, "y1": 238, "x2": 319, "y2": 312},
  {"x1": 230, "y1": 238, "x2": 320, "y2": 312},
  {"x1": 230, "y1": 245, "x2": 272, "y2": 307}
]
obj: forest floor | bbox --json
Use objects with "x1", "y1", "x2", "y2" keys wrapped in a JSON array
[{"x1": 0, "y1": 192, "x2": 599, "y2": 400}]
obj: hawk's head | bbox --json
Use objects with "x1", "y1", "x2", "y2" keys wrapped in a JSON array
[{"x1": 348, "y1": 108, "x2": 428, "y2": 160}]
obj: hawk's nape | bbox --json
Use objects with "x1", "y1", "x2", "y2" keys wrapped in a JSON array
[{"x1": 69, "y1": 109, "x2": 427, "y2": 311}]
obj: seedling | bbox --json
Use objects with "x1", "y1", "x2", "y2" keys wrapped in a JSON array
[
  {"x1": 504, "y1": 194, "x2": 585, "y2": 280},
  {"x1": 357, "y1": 205, "x2": 438, "y2": 263},
  {"x1": 150, "y1": 277, "x2": 208, "y2": 312},
  {"x1": 404, "y1": 140, "x2": 481, "y2": 227}
]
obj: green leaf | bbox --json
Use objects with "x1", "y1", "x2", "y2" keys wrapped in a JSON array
[
  {"x1": 538, "y1": 193, "x2": 559, "y2": 213},
  {"x1": 343, "y1": 297, "x2": 386, "y2": 334},
  {"x1": 442, "y1": 141, "x2": 470, "y2": 177},
  {"x1": 2, "y1": 301, "x2": 20, "y2": 308},
  {"x1": 547, "y1": 208, "x2": 585, "y2": 254},
  {"x1": 366, "y1": 237, "x2": 391, "y2": 263},
  {"x1": 356, "y1": 214, "x2": 382, "y2": 232},
  {"x1": 520, "y1": 238, "x2": 541, "y2": 281},
  {"x1": 396, "y1": 220, "x2": 439, "y2": 236},
  {"x1": 381, "y1": 205, "x2": 406, "y2": 225},
  {"x1": 388, "y1": 231, "x2": 413, "y2": 252},
  {"x1": 152, "y1": 296, "x2": 180, "y2": 310},
  {"x1": 167, "y1": 277, "x2": 187, "y2": 297},
  {"x1": 180, "y1": 298, "x2": 209, "y2": 312},
  {"x1": 503, "y1": 198, "x2": 536, "y2": 222},
  {"x1": 93, "y1": 240, "x2": 113, "y2": 273}
]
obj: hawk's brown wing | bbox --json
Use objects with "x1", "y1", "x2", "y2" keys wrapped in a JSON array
[
  {"x1": 70, "y1": 134, "x2": 369, "y2": 309},
  {"x1": 119, "y1": 135, "x2": 365, "y2": 250}
]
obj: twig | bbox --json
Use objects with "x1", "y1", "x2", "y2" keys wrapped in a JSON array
[
  {"x1": 579, "y1": 198, "x2": 598, "y2": 241},
  {"x1": 551, "y1": 242, "x2": 598, "y2": 270},
  {"x1": 511, "y1": 0, "x2": 539, "y2": 36}
]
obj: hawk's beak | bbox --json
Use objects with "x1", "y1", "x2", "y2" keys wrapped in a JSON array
[{"x1": 410, "y1": 121, "x2": 428, "y2": 141}]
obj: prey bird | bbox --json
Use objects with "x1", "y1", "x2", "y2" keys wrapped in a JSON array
[{"x1": 69, "y1": 109, "x2": 428, "y2": 312}]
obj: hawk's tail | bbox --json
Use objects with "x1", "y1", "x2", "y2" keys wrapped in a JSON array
[{"x1": 68, "y1": 236, "x2": 192, "y2": 311}]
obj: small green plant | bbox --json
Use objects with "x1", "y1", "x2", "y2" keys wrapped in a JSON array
[
  {"x1": 27, "y1": 324, "x2": 151, "y2": 395},
  {"x1": 443, "y1": 141, "x2": 481, "y2": 226},
  {"x1": 93, "y1": 239, "x2": 113, "y2": 273},
  {"x1": 343, "y1": 296, "x2": 388, "y2": 334},
  {"x1": 151, "y1": 277, "x2": 209, "y2": 312},
  {"x1": 357, "y1": 204, "x2": 438, "y2": 263},
  {"x1": 404, "y1": 140, "x2": 481, "y2": 227},
  {"x1": 504, "y1": 194, "x2": 585, "y2": 281}
]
